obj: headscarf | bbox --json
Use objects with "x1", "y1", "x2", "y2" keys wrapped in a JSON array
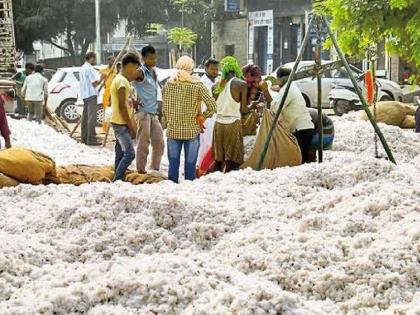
[
  {"x1": 214, "y1": 56, "x2": 243, "y2": 94},
  {"x1": 169, "y1": 56, "x2": 199, "y2": 84}
]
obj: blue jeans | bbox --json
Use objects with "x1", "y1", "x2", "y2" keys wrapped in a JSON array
[
  {"x1": 112, "y1": 124, "x2": 135, "y2": 181},
  {"x1": 167, "y1": 136, "x2": 200, "y2": 183}
]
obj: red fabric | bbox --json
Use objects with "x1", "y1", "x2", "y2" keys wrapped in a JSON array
[
  {"x1": 197, "y1": 148, "x2": 215, "y2": 177},
  {"x1": 364, "y1": 70, "x2": 374, "y2": 104},
  {"x1": 0, "y1": 96, "x2": 11, "y2": 140}
]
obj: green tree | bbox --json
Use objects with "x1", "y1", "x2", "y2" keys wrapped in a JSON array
[
  {"x1": 117, "y1": 0, "x2": 170, "y2": 37},
  {"x1": 13, "y1": 0, "x2": 168, "y2": 64},
  {"x1": 13, "y1": 0, "x2": 64, "y2": 53},
  {"x1": 169, "y1": 0, "x2": 226, "y2": 64},
  {"x1": 167, "y1": 27, "x2": 198, "y2": 56},
  {"x1": 318, "y1": 0, "x2": 420, "y2": 68},
  {"x1": 13, "y1": 0, "x2": 120, "y2": 64}
]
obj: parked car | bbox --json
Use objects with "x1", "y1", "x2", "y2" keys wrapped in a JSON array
[
  {"x1": 47, "y1": 67, "x2": 104, "y2": 124},
  {"x1": 329, "y1": 80, "x2": 388, "y2": 116},
  {"x1": 42, "y1": 68, "x2": 57, "y2": 82},
  {"x1": 271, "y1": 61, "x2": 403, "y2": 108},
  {"x1": 155, "y1": 68, "x2": 210, "y2": 85}
]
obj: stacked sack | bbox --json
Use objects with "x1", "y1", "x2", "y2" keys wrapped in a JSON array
[
  {"x1": 359, "y1": 101, "x2": 417, "y2": 128},
  {"x1": 0, "y1": 148, "x2": 58, "y2": 187},
  {"x1": 0, "y1": 148, "x2": 165, "y2": 188}
]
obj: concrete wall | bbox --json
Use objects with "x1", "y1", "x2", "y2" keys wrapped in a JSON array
[{"x1": 213, "y1": 18, "x2": 248, "y2": 66}]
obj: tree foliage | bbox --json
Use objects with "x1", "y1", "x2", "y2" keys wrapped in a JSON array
[
  {"x1": 319, "y1": 0, "x2": 420, "y2": 67},
  {"x1": 13, "y1": 0, "x2": 120, "y2": 63},
  {"x1": 167, "y1": 27, "x2": 198, "y2": 50},
  {"x1": 117, "y1": 0, "x2": 170, "y2": 37},
  {"x1": 12, "y1": 0, "x2": 227, "y2": 65},
  {"x1": 12, "y1": 0, "x2": 168, "y2": 63}
]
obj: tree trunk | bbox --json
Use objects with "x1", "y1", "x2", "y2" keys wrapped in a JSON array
[
  {"x1": 80, "y1": 39, "x2": 92, "y2": 64},
  {"x1": 66, "y1": 30, "x2": 77, "y2": 65}
]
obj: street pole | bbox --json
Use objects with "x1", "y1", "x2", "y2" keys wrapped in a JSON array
[
  {"x1": 210, "y1": 0, "x2": 214, "y2": 57},
  {"x1": 315, "y1": 16, "x2": 323, "y2": 163},
  {"x1": 95, "y1": 0, "x2": 102, "y2": 64}
]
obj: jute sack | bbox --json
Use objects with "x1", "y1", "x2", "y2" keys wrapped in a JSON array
[
  {"x1": 360, "y1": 101, "x2": 416, "y2": 128},
  {"x1": 0, "y1": 172, "x2": 19, "y2": 188},
  {"x1": 56, "y1": 165, "x2": 114, "y2": 185},
  {"x1": 241, "y1": 111, "x2": 260, "y2": 136},
  {"x1": 0, "y1": 148, "x2": 57, "y2": 184},
  {"x1": 401, "y1": 115, "x2": 416, "y2": 129},
  {"x1": 125, "y1": 172, "x2": 166, "y2": 185},
  {"x1": 241, "y1": 110, "x2": 302, "y2": 170},
  {"x1": 56, "y1": 165, "x2": 165, "y2": 185}
]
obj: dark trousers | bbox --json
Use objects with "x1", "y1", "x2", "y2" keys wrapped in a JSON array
[
  {"x1": 81, "y1": 95, "x2": 97, "y2": 144},
  {"x1": 294, "y1": 128, "x2": 315, "y2": 163},
  {"x1": 416, "y1": 106, "x2": 420, "y2": 133},
  {"x1": 16, "y1": 97, "x2": 27, "y2": 116}
]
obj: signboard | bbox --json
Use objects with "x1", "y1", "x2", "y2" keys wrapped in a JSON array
[
  {"x1": 225, "y1": 0, "x2": 240, "y2": 12},
  {"x1": 248, "y1": 10, "x2": 274, "y2": 74}
]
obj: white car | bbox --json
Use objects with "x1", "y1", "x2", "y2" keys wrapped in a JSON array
[
  {"x1": 48, "y1": 67, "x2": 104, "y2": 124},
  {"x1": 272, "y1": 61, "x2": 403, "y2": 108},
  {"x1": 155, "y1": 67, "x2": 210, "y2": 85}
]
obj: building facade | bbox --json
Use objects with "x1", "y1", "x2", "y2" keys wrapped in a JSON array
[
  {"x1": 213, "y1": 0, "x2": 328, "y2": 74},
  {"x1": 213, "y1": 0, "x2": 414, "y2": 83}
]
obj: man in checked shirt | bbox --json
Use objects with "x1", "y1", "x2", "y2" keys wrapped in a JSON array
[{"x1": 162, "y1": 56, "x2": 217, "y2": 183}]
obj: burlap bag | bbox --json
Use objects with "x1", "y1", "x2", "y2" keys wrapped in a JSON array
[
  {"x1": 125, "y1": 172, "x2": 165, "y2": 185},
  {"x1": 241, "y1": 110, "x2": 302, "y2": 170},
  {"x1": 241, "y1": 111, "x2": 260, "y2": 136},
  {"x1": 0, "y1": 172, "x2": 19, "y2": 188},
  {"x1": 56, "y1": 165, "x2": 165, "y2": 185},
  {"x1": 0, "y1": 148, "x2": 57, "y2": 184},
  {"x1": 55, "y1": 165, "x2": 114, "y2": 185},
  {"x1": 360, "y1": 101, "x2": 417, "y2": 128}
]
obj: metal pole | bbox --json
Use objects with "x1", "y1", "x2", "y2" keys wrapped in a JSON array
[
  {"x1": 315, "y1": 17, "x2": 323, "y2": 163},
  {"x1": 257, "y1": 16, "x2": 315, "y2": 170},
  {"x1": 210, "y1": 0, "x2": 214, "y2": 57},
  {"x1": 325, "y1": 17, "x2": 396, "y2": 164},
  {"x1": 95, "y1": 0, "x2": 102, "y2": 64}
]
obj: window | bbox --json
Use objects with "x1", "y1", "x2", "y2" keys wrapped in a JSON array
[
  {"x1": 331, "y1": 69, "x2": 349, "y2": 79},
  {"x1": 73, "y1": 72, "x2": 80, "y2": 81},
  {"x1": 49, "y1": 70, "x2": 66, "y2": 84},
  {"x1": 225, "y1": 45, "x2": 235, "y2": 56}
]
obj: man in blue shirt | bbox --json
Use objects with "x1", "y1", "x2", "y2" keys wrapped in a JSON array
[
  {"x1": 133, "y1": 46, "x2": 164, "y2": 174},
  {"x1": 80, "y1": 52, "x2": 102, "y2": 145}
]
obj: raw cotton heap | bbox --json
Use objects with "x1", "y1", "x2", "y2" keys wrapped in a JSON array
[
  {"x1": 0, "y1": 117, "x2": 419, "y2": 314},
  {"x1": 6, "y1": 118, "x2": 113, "y2": 166}
]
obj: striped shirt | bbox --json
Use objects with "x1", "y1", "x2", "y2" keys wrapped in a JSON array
[{"x1": 162, "y1": 81, "x2": 216, "y2": 140}]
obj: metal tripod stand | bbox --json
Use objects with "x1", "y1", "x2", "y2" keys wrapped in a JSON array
[{"x1": 257, "y1": 13, "x2": 396, "y2": 170}]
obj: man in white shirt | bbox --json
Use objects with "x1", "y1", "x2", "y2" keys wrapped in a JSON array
[
  {"x1": 197, "y1": 58, "x2": 219, "y2": 165},
  {"x1": 271, "y1": 67, "x2": 315, "y2": 163},
  {"x1": 22, "y1": 64, "x2": 48, "y2": 124},
  {"x1": 80, "y1": 52, "x2": 102, "y2": 145}
]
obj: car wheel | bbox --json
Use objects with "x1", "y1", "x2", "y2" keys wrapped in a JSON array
[
  {"x1": 60, "y1": 99, "x2": 80, "y2": 123},
  {"x1": 333, "y1": 99, "x2": 354, "y2": 116},
  {"x1": 379, "y1": 93, "x2": 393, "y2": 102},
  {"x1": 96, "y1": 104, "x2": 104, "y2": 127}
]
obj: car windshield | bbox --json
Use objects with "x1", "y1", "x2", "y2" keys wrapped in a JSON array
[{"x1": 50, "y1": 70, "x2": 66, "y2": 84}]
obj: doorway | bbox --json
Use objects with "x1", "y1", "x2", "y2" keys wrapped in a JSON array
[{"x1": 254, "y1": 26, "x2": 268, "y2": 73}]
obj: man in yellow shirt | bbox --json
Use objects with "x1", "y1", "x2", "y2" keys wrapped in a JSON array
[{"x1": 110, "y1": 53, "x2": 140, "y2": 181}]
